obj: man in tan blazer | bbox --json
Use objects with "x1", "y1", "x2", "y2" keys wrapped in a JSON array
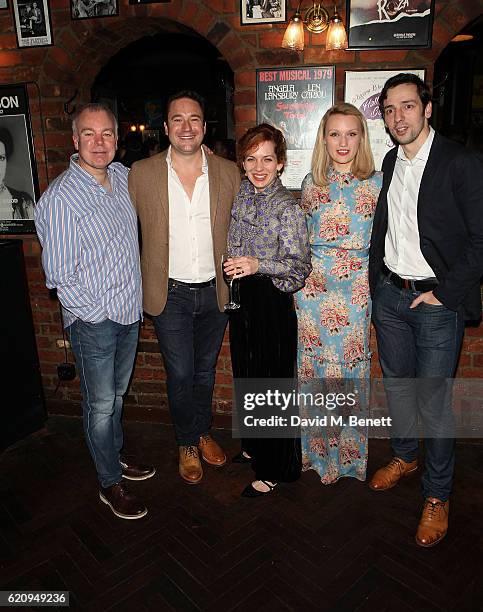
[{"x1": 129, "y1": 91, "x2": 240, "y2": 485}]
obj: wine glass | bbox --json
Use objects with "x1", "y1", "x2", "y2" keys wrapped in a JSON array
[{"x1": 221, "y1": 253, "x2": 240, "y2": 311}]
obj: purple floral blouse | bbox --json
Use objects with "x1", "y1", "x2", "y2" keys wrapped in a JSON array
[{"x1": 228, "y1": 177, "x2": 311, "y2": 293}]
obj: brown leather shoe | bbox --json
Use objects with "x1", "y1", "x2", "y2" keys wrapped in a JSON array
[
  {"x1": 179, "y1": 445, "x2": 203, "y2": 484},
  {"x1": 369, "y1": 457, "x2": 418, "y2": 491},
  {"x1": 99, "y1": 482, "x2": 148, "y2": 520},
  {"x1": 415, "y1": 497, "x2": 449, "y2": 547},
  {"x1": 198, "y1": 434, "x2": 226, "y2": 467},
  {"x1": 121, "y1": 459, "x2": 156, "y2": 481}
]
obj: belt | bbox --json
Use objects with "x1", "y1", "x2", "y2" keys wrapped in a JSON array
[
  {"x1": 381, "y1": 264, "x2": 438, "y2": 292},
  {"x1": 168, "y1": 278, "x2": 216, "y2": 289}
]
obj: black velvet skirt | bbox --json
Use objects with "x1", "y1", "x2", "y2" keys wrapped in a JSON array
[{"x1": 229, "y1": 274, "x2": 301, "y2": 483}]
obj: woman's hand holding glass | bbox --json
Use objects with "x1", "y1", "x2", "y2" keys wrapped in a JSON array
[{"x1": 223, "y1": 256, "x2": 259, "y2": 279}]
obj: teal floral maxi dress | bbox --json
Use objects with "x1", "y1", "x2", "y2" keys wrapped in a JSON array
[{"x1": 295, "y1": 168, "x2": 382, "y2": 483}]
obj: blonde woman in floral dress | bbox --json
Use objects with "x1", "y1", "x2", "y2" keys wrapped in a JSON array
[{"x1": 296, "y1": 102, "x2": 382, "y2": 483}]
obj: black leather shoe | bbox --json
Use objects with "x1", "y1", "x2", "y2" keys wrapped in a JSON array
[
  {"x1": 241, "y1": 480, "x2": 278, "y2": 498},
  {"x1": 232, "y1": 451, "x2": 252, "y2": 464},
  {"x1": 99, "y1": 482, "x2": 148, "y2": 519},
  {"x1": 121, "y1": 460, "x2": 156, "y2": 481}
]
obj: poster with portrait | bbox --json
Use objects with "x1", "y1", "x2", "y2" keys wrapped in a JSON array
[
  {"x1": 344, "y1": 69, "x2": 425, "y2": 170},
  {"x1": 13, "y1": 0, "x2": 53, "y2": 47},
  {"x1": 256, "y1": 66, "x2": 335, "y2": 190},
  {"x1": 346, "y1": 0, "x2": 434, "y2": 49},
  {"x1": 71, "y1": 0, "x2": 118, "y2": 20},
  {"x1": 241, "y1": 0, "x2": 286, "y2": 25},
  {"x1": 0, "y1": 85, "x2": 39, "y2": 234}
]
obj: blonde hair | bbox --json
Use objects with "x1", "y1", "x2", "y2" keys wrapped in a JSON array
[{"x1": 311, "y1": 102, "x2": 374, "y2": 187}]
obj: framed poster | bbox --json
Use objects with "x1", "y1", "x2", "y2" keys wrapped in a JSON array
[
  {"x1": 241, "y1": 0, "x2": 286, "y2": 25},
  {"x1": 346, "y1": 0, "x2": 434, "y2": 50},
  {"x1": 13, "y1": 0, "x2": 53, "y2": 48},
  {"x1": 129, "y1": 0, "x2": 169, "y2": 4},
  {"x1": 256, "y1": 66, "x2": 335, "y2": 190},
  {"x1": 344, "y1": 69, "x2": 425, "y2": 170},
  {"x1": 0, "y1": 85, "x2": 39, "y2": 234},
  {"x1": 71, "y1": 0, "x2": 118, "y2": 19}
]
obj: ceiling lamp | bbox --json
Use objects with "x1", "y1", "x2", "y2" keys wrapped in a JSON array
[{"x1": 282, "y1": 2, "x2": 347, "y2": 52}]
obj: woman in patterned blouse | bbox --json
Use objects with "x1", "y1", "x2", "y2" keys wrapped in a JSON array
[
  {"x1": 224, "y1": 123, "x2": 311, "y2": 497},
  {"x1": 296, "y1": 103, "x2": 382, "y2": 484}
]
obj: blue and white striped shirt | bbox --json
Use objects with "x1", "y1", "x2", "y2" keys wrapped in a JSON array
[{"x1": 35, "y1": 155, "x2": 142, "y2": 328}]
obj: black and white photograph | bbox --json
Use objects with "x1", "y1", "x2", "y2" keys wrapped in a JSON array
[
  {"x1": 0, "y1": 0, "x2": 9, "y2": 11},
  {"x1": 0, "y1": 85, "x2": 39, "y2": 234},
  {"x1": 13, "y1": 0, "x2": 52, "y2": 48},
  {"x1": 240, "y1": 0, "x2": 286, "y2": 26},
  {"x1": 71, "y1": 0, "x2": 118, "y2": 20},
  {"x1": 346, "y1": 0, "x2": 434, "y2": 49}
]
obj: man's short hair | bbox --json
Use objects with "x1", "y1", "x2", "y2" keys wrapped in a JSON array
[
  {"x1": 379, "y1": 73, "x2": 432, "y2": 117},
  {"x1": 72, "y1": 103, "x2": 118, "y2": 137},
  {"x1": 165, "y1": 91, "x2": 205, "y2": 122}
]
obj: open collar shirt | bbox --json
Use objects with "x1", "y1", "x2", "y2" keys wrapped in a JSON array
[
  {"x1": 384, "y1": 126, "x2": 436, "y2": 280},
  {"x1": 166, "y1": 146, "x2": 215, "y2": 283},
  {"x1": 35, "y1": 155, "x2": 142, "y2": 328}
]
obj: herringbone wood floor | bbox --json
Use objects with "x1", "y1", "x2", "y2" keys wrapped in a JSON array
[{"x1": 1, "y1": 417, "x2": 482, "y2": 611}]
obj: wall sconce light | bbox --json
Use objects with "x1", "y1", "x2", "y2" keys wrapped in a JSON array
[
  {"x1": 281, "y1": 2, "x2": 347, "y2": 52},
  {"x1": 326, "y1": 7, "x2": 348, "y2": 50}
]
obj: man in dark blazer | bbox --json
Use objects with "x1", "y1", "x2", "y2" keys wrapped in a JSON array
[
  {"x1": 129, "y1": 91, "x2": 240, "y2": 486},
  {"x1": 368, "y1": 73, "x2": 483, "y2": 547}
]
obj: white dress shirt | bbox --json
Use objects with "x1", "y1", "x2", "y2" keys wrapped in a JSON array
[
  {"x1": 166, "y1": 146, "x2": 215, "y2": 283},
  {"x1": 384, "y1": 127, "x2": 436, "y2": 280}
]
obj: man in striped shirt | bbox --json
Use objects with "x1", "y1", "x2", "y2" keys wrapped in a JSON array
[{"x1": 35, "y1": 103, "x2": 154, "y2": 520}]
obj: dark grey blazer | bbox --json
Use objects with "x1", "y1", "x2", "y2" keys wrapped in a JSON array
[{"x1": 369, "y1": 132, "x2": 483, "y2": 321}]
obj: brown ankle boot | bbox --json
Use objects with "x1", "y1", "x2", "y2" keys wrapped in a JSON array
[
  {"x1": 369, "y1": 457, "x2": 418, "y2": 491},
  {"x1": 415, "y1": 497, "x2": 449, "y2": 547},
  {"x1": 179, "y1": 445, "x2": 203, "y2": 484}
]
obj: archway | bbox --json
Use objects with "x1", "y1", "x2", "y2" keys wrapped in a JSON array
[
  {"x1": 92, "y1": 29, "x2": 235, "y2": 153},
  {"x1": 36, "y1": 14, "x2": 253, "y2": 182},
  {"x1": 433, "y1": 14, "x2": 483, "y2": 150}
]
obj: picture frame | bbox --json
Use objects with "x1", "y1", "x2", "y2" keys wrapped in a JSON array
[
  {"x1": 128, "y1": 0, "x2": 170, "y2": 4},
  {"x1": 256, "y1": 66, "x2": 335, "y2": 190},
  {"x1": 71, "y1": 0, "x2": 118, "y2": 20},
  {"x1": 0, "y1": 84, "x2": 40, "y2": 234},
  {"x1": 346, "y1": 0, "x2": 435, "y2": 50},
  {"x1": 13, "y1": 0, "x2": 53, "y2": 48},
  {"x1": 241, "y1": 0, "x2": 286, "y2": 26},
  {"x1": 344, "y1": 68, "x2": 426, "y2": 170},
  {"x1": 0, "y1": 0, "x2": 9, "y2": 11}
]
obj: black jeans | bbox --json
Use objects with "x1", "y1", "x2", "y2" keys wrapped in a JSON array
[
  {"x1": 372, "y1": 273, "x2": 464, "y2": 501},
  {"x1": 153, "y1": 280, "x2": 227, "y2": 446}
]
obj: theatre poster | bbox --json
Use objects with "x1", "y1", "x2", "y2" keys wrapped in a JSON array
[
  {"x1": 0, "y1": 84, "x2": 38, "y2": 234},
  {"x1": 344, "y1": 69, "x2": 425, "y2": 171},
  {"x1": 256, "y1": 66, "x2": 335, "y2": 190}
]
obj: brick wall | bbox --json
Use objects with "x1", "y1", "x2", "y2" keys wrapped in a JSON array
[{"x1": 1, "y1": 0, "x2": 482, "y2": 422}]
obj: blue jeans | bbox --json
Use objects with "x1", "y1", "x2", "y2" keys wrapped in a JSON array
[
  {"x1": 153, "y1": 281, "x2": 227, "y2": 446},
  {"x1": 372, "y1": 274, "x2": 464, "y2": 501},
  {"x1": 68, "y1": 318, "x2": 140, "y2": 488}
]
